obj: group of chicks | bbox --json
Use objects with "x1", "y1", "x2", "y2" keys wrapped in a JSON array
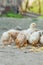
[{"x1": 1, "y1": 23, "x2": 43, "y2": 48}]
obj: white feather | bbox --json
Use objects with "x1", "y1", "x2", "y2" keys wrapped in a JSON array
[
  {"x1": 29, "y1": 32, "x2": 40, "y2": 45},
  {"x1": 1, "y1": 31, "x2": 10, "y2": 41}
]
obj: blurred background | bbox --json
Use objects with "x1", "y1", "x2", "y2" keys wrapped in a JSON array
[{"x1": 0, "y1": 0, "x2": 43, "y2": 17}]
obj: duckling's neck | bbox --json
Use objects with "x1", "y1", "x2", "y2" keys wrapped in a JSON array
[{"x1": 30, "y1": 26, "x2": 36, "y2": 30}]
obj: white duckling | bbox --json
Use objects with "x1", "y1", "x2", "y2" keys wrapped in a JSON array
[
  {"x1": 29, "y1": 31, "x2": 40, "y2": 46},
  {"x1": 27, "y1": 23, "x2": 38, "y2": 34},
  {"x1": 1, "y1": 31, "x2": 12, "y2": 45},
  {"x1": 24, "y1": 23, "x2": 38, "y2": 43},
  {"x1": 8, "y1": 29, "x2": 20, "y2": 41},
  {"x1": 15, "y1": 31, "x2": 28, "y2": 48}
]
